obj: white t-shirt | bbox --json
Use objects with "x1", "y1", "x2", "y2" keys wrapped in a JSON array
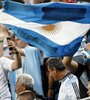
[
  {"x1": 0, "y1": 57, "x2": 14, "y2": 100},
  {"x1": 58, "y1": 73, "x2": 80, "y2": 100}
]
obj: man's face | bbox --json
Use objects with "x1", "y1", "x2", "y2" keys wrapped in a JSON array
[
  {"x1": 15, "y1": 38, "x2": 26, "y2": 48},
  {"x1": 48, "y1": 66, "x2": 57, "y2": 81},
  {"x1": 15, "y1": 80, "x2": 26, "y2": 95}
]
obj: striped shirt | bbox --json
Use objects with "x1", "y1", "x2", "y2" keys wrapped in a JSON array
[
  {"x1": 58, "y1": 73, "x2": 80, "y2": 100},
  {"x1": 0, "y1": 57, "x2": 14, "y2": 100}
]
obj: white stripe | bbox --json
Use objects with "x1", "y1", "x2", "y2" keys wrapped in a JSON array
[
  {"x1": 0, "y1": 9, "x2": 90, "y2": 45},
  {"x1": 0, "y1": 9, "x2": 45, "y2": 27}
]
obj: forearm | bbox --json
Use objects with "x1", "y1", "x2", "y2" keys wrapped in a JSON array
[
  {"x1": 48, "y1": 74, "x2": 54, "y2": 89},
  {"x1": 48, "y1": 74, "x2": 54, "y2": 98},
  {"x1": 63, "y1": 56, "x2": 78, "y2": 73},
  {"x1": 15, "y1": 46, "x2": 25, "y2": 56},
  {"x1": 62, "y1": 56, "x2": 73, "y2": 68},
  {"x1": 12, "y1": 52, "x2": 22, "y2": 71}
]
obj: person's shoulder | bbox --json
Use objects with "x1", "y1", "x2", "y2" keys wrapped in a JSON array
[
  {"x1": 25, "y1": 46, "x2": 38, "y2": 50},
  {"x1": 65, "y1": 74, "x2": 78, "y2": 85},
  {"x1": 0, "y1": 56, "x2": 14, "y2": 65},
  {"x1": 0, "y1": 56, "x2": 9, "y2": 61}
]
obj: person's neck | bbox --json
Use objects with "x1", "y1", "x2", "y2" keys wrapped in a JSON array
[{"x1": 57, "y1": 70, "x2": 70, "y2": 80}]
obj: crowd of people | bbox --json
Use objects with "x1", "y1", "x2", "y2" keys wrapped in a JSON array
[{"x1": 0, "y1": 0, "x2": 90, "y2": 100}]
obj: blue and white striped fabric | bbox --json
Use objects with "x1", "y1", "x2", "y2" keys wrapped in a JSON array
[{"x1": 0, "y1": 1, "x2": 90, "y2": 57}]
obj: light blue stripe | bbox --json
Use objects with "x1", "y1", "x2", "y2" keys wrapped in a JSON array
[
  {"x1": 8, "y1": 71, "x2": 16, "y2": 100},
  {"x1": 2, "y1": 1, "x2": 90, "y2": 24},
  {"x1": 14, "y1": 27, "x2": 83, "y2": 57},
  {"x1": 4, "y1": 24, "x2": 84, "y2": 57}
]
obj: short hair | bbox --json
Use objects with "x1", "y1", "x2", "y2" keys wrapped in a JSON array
[
  {"x1": 46, "y1": 57, "x2": 66, "y2": 71},
  {"x1": 17, "y1": 74, "x2": 34, "y2": 90}
]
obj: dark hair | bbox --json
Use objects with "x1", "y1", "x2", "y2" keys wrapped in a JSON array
[{"x1": 46, "y1": 57, "x2": 65, "y2": 71}]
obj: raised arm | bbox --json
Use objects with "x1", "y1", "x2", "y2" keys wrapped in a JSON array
[
  {"x1": 11, "y1": 51, "x2": 22, "y2": 71},
  {"x1": 62, "y1": 56, "x2": 78, "y2": 73},
  {"x1": 15, "y1": 47, "x2": 25, "y2": 56},
  {"x1": 7, "y1": 40, "x2": 22, "y2": 71}
]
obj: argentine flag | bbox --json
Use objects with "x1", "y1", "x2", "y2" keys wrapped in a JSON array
[{"x1": 0, "y1": 1, "x2": 90, "y2": 57}]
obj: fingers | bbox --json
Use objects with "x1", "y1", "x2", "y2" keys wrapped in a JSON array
[
  {"x1": 7, "y1": 40, "x2": 19, "y2": 55},
  {"x1": 47, "y1": 89, "x2": 54, "y2": 99},
  {"x1": 7, "y1": 40, "x2": 15, "y2": 47},
  {"x1": 87, "y1": 89, "x2": 90, "y2": 96},
  {"x1": 87, "y1": 82, "x2": 90, "y2": 96}
]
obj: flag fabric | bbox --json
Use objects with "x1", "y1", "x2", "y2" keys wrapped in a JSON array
[{"x1": 0, "y1": 1, "x2": 90, "y2": 57}]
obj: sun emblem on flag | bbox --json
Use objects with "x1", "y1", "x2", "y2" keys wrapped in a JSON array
[
  {"x1": 40, "y1": 23, "x2": 61, "y2": 35},
  {"x1": 42, "y1": 24, "x2": 55, "y2": 31}
]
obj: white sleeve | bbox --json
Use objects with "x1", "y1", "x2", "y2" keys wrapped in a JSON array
[{"x1": 0, "y1": 57, "x2": 14, "y2": 71}]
